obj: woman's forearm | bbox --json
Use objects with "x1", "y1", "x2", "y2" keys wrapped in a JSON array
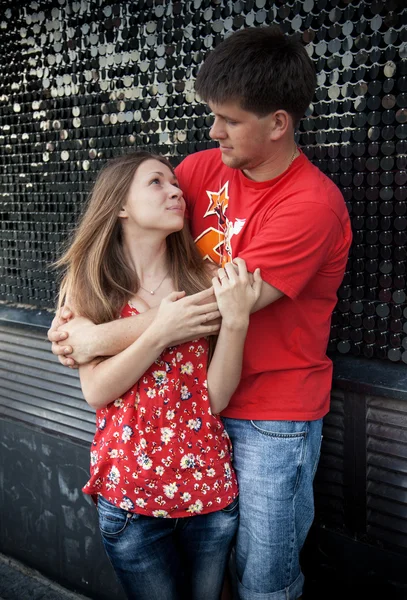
[
  {"x1": 206, "y1": 320, "x2": 249, "y2": 414},
  {"x1": 79, "y1": 326, "x2": 165, "y2": 410}
]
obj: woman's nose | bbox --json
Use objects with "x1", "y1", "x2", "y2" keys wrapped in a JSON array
[{"x1": 169, "y1": 184, "x2": 182, "y2": 199}]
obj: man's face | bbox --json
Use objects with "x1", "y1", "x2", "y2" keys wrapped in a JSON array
[{"x1": 208, "y1": 100, "x2": 274, "y2": 172}]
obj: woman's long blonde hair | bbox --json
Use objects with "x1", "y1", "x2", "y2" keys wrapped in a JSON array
[{"x1": 55, "y1": 151, "x2": 212, "y2": 324}]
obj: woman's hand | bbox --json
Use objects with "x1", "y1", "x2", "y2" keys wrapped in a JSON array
[
  {"x1": 212, "y1": 258, "x2": 262, "y2": 329},
  {"x1": 149, "y1": 287, "x2": 221, "y2": 348}
]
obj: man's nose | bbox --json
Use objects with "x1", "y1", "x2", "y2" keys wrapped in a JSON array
[{"x1": 209, "y1": 118, "x2": 225, "y2": 140}]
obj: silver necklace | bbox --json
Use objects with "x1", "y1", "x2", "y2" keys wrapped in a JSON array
[
  {"x1": 139, "y1": 271, "x2": 169, "y2": 295},
  {"x1": 287, "y1": 145, "x2": 298, "y2": 170}
]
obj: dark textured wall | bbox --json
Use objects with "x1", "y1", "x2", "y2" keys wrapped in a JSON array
[
  {"x1": 0, "y1": 0, "x2": 406, "y2": 330},
  {"x1": 0, "y1": 0, "x2": 406, "y2": 363}
]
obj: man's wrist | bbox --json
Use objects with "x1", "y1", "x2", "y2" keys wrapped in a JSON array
[{"x1": 86, "y1": 322, "x2": 105, "y2": 361}]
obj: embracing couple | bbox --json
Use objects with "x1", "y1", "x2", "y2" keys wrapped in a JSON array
[{"x1": 49, "y1": 26, "x2": 352, "y2": 600}]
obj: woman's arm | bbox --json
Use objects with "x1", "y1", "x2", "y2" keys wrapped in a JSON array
[
  {"x1": 207, "y1": 258, "x2": 262, "y2": 414},
  {"x1": 79, "y1": 290, "x2": 221, "y2": 410},
  {"x1": 79, "y1": 323, "x2": 165, "y2": 410}
]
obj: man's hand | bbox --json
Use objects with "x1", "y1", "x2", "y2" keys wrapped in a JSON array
[
  {"x1": 47, "y1": 307, "x2": 97, "y2": 367},
  {"x1": 47, "y1": 307, "x2": 77, "y2": 367}
]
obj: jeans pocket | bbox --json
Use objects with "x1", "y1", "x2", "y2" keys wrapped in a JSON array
[
  {"x1": 221, "y1": 496, "x2": 239, "y2": 513},
  {"x1": 98, "y1": 496, "x2": 133, "y2": 537},
  {"x1": 250, "y1": 420, "x2": 307, "y2": 438}
]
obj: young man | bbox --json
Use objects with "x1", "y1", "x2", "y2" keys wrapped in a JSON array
[{"x1": 49, "y1": 26, "x2": 352, "y2": 600}]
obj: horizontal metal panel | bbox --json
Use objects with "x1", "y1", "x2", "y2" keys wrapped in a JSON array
[
  {"x1": 0, "y1": 324, "x2": 94, "y2": 443},
  {"x1": 367, "y1": 452, "x2": 407, "y2": 474},
  {"x1": 367, "y1": 436, "x2": 407, "y2": 461},
  {"x1": 314, "y1": 388, "x2": 346, "y2": 526},
  {"x1": 366, "y1": 524, "x2": 407, "y2": 551},
  {"x1": 368, "y1": 405, "x2": 407, "y2": 429},
  {"x1": 368, "y1": 466, "x2": 407, "y2": 489},
  {"x1": 367, "y1": 511, "x2": 407, "y2": 537},
  {"x1": 365, "y1": 394, "x2": 407, "y2": 553},
  {"x1": 367, "y1": 494, "x2": 407, "y2": 520}
]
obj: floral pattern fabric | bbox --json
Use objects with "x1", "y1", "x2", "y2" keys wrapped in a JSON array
[{"x1": 83, "y1": 302, "x2": 238, "y2": 518}]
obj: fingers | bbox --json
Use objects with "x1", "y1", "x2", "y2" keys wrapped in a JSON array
[
  {"x1": 224, "y1": 262, "x2": 239, "y2": 282},
  {"x1": 47, "y1": 306, "x2": 74, "y2": 341},
  {"x1": 187, "y1": 287, "x2": 214, "y2": 303},
  {"x1": 61, "y1": 307, "x2": 74, "y2": 320},
  {"x1": 217, "y1": 267, "x2": 227, "y2": 282},
  {"x1": 58, "y1": 355, "x2": 77, "y2": 368},
  {"x1": 196, "y1": 301, "x2": 218, "y2": 314},
  {"x1": 252, "y1": 267, "x2": 263, "y2": 298},
  {"x1": 48, "y1": 330, "x2": 68, "y2": 343},
  {"x1": 199, "y1": 322, "x2": 221, "y2": 335},
  {"x1": 233, "y1": 257, "x2": 248, "y2": 277},
  {"x1": 47, "y1": 317, "x2": 61, "y2": 342},
  {"x1": 217, "y1": 260, "x2": 247, "y2": 284},
  {"x1": 164, "y1": 291, "x2": 186, "y2": 303},
  {"x1": 52, "y1": 342, "x2": 73, "y2": 357},
  {"x1": 253, "y1": 267, "x2": 262, "y2": 283},
  {"x1": 201, "y1": 310, "x2": 221, "y2": 323},
  {"x1": 212, "y1": 276, "x2": 221, "y2": 294}
]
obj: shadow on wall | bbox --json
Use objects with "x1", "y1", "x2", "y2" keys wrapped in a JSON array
[{"x1": 0, "y1": 417, "x2": 126, "y2": 600}]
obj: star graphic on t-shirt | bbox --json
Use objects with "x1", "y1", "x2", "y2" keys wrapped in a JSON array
[{"x1": 204, "y1": 182, "x2": 229, "y2": 229}]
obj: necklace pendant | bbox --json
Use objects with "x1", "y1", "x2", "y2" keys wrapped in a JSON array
[{"x1": 150, "y1": 290, "x2": 154, "y2": 295}]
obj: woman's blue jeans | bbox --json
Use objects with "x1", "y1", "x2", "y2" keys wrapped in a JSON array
[
  {"x1": 223, "y1": 417, "x2": 323, "y2": 600},
  {"x1": 97, "y1": 494, "x2": 239, "y2": 600}
]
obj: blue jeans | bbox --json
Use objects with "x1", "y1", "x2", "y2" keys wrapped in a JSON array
[
  {"x1": 97, "y1": 494, "x2": 239, "y2": 600},
  {"x1": 223, "y1": 418, "x2": 323, "y2": 600}
]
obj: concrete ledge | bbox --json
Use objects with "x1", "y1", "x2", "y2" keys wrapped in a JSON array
[
  {"x1": 0, "y1": 553, "x2": 91, "y2": 600},
  {"x1": 332, "y1": 354, "x2": 407, "y2": 402}
]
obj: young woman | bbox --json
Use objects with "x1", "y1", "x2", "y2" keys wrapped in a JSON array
[{"x1": 55, "y1": 151, "x2": 261, "y2": 600}]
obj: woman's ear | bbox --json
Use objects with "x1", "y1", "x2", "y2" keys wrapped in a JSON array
[
  {"x1": 269, "y1": 110, "x2": 292, "y2": 141},
  {"x1": 118, "y1": 206, "x2": 128, "y2": 219}
]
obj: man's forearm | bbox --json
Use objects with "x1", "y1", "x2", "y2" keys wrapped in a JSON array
[
  {"x1": 58, "y1": 288, "x2": 221, "y2": 365},
  {"x1": 79, "y1": 310, "x2": 157, "y2": 360}
]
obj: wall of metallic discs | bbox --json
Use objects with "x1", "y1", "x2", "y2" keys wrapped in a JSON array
[{"x1": 0, "y1": 0, "x2": 406, "y2": 364}]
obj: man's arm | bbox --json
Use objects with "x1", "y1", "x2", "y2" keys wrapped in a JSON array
[
  {"x1": 48, "y1": 288, "x2": 221, "y2": 366},
  {"x1": 238, "y1": 202, "x2": 344, "y2": 312},
  {"x1": 49, "y1": 308, "x2": 158, "y2": 366},
  {"x1": 250, "y1": 278, "x2": 284, "y2": 312}
]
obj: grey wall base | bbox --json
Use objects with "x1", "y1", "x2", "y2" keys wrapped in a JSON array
[
  {"x1": 0, "y1": 418, "x2": 125, "y2": 600},
  {"x1": 1, "y1": 321, "x2": 407, "y2": 599}
]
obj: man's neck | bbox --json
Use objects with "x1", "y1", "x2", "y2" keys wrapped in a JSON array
[{"x1": 242, "y1": 144, "x2": 299, "y2": 182}]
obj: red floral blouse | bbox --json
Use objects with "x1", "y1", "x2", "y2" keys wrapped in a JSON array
[{"x1": 83, "y1": 302, "x2": 238, "y2": 518}]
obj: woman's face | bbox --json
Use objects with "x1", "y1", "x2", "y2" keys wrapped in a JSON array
[{"x1": 119, "y1": 159, "x2": 185, "y2": 236}]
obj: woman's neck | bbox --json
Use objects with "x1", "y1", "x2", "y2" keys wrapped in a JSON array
[{"x1": 123, "y1": 235, "x2": 168, "y2": 280}]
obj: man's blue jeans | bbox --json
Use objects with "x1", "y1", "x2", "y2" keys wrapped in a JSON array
[
  {"x1": 97, "y1": 494, "x2": 238, "y2": 600},
  {"x1": 223, "y1": 417, "x2": 323, "y2": 600}
]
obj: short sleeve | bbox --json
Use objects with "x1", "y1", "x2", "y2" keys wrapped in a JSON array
[{"x1": 239, "y1": 202, "x2": 344, "y2": 299}]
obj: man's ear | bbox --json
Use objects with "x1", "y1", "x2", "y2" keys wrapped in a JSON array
[{"x1": 268, "y1": 110, "x2": 292, "y2": 141}]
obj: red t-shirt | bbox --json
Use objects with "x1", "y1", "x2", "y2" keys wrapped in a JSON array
[
  {"x1": 83, "y1": 303, "x2": 238, "y2": 518},
  {"x1": 176, "y1": 148, "x2": 352, "y2": 421}
]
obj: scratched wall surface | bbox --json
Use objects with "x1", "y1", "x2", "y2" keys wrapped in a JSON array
[
  {"x1": 0, "y1": 0, "x2": 406, "y2": 363},
  {"x1": 0, "y1": 418, "x2": 125, "y2": 600}
]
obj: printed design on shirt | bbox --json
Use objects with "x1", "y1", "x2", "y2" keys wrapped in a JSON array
[{"x1": 194, "y1": 181, "x2": 246, "y2": 266}]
